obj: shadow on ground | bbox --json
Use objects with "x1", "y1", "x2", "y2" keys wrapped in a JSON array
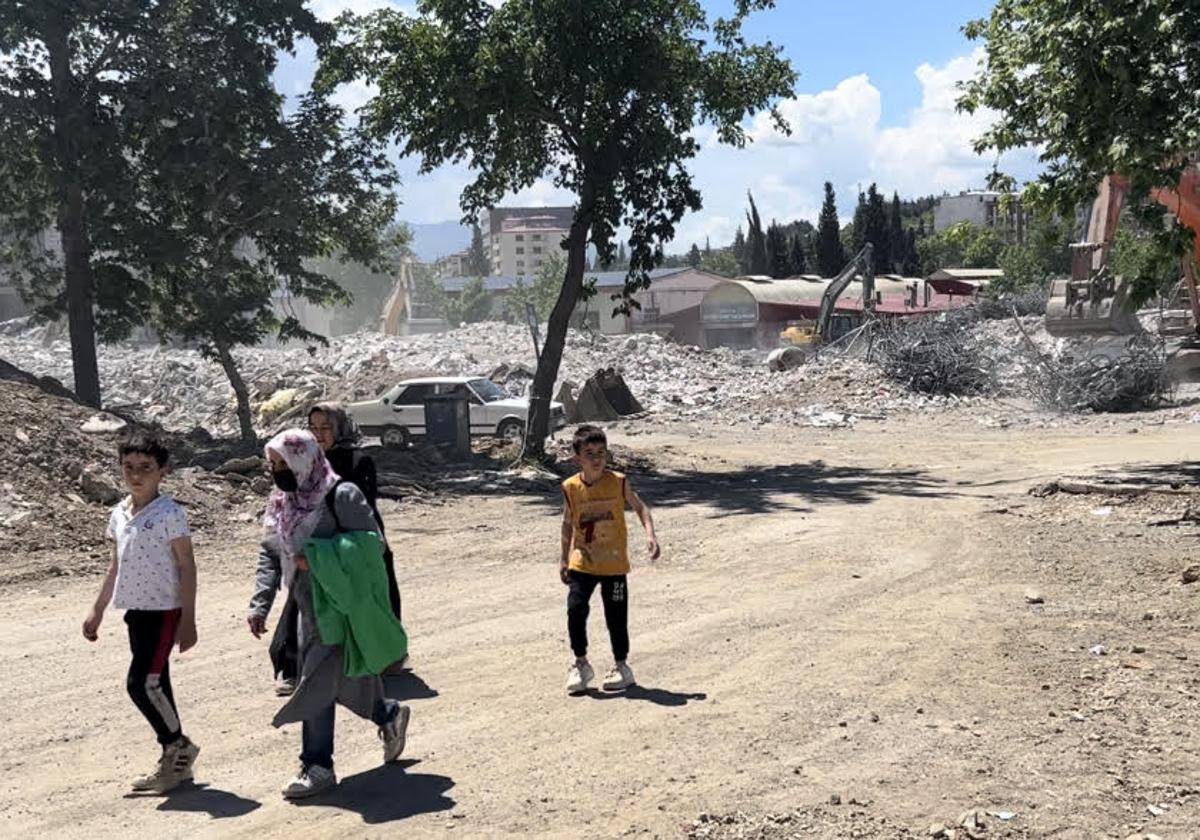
[
  {"x1": 130, "y1": 783, "x2": 261, "y2": 818},
  {"x1": 506, "y1": 459, "x2": 953, "y2": 517},
  {"x1": 583, "y1": 685, "x2": 707, "y2": 706},
  {"x1": 1092, "y1": 461, "x2": 1200, "y2": 486},
  {"x1": 289, "y1": 759, "x2": 455, "y2": 824},
  {"x1": 383, "y1": 669, "x2": 439, "y2": 702}
]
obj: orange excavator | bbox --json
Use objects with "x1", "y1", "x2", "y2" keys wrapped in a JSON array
[{"x1": 1046, "y1": 163, "x2": 1200, "y2": 340}]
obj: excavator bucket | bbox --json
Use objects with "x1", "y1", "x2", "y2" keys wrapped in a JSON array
[{"x1": 1044, "y1": 243, "x2": 1142, "y2": 337}]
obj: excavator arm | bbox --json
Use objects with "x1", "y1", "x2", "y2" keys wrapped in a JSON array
[
  {"x1": 817, "y1": 243, "x2": 874, "y2": 342},
  {"x1": 1046, "y1": 165, "x2": 1200, "y2": 337}
]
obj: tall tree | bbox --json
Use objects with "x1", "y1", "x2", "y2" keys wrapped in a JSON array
[
  {"x1": 816, "y1": 181, "x2": 844, "y2": 276},
  {"x1": 732, "y1": 226, "x2": 748, "y2": 274},
  {"x1": 851, "y1": 190, "x2": 868, "y2": 252},
  {"x1": 960, "y1": 0, "x2": 1200, "y2": 305},
  {"x1": 0, "y1": 0, "x2": 167, "y2": 406},
  {"x1": 765, "y1": 222, "x2": 789, "y2": 278},
  {"x1": 326, "y1": 2, "x2": 793, "y2": 455},
  {"x1": 887, "y1": 192, "x2": 905, "y2": 274},
  {"x1": 788, "y1": 234, "x2": 807, "y2": 276},
  {"x1": 686, "y1": 243, "x2": 702, "y2": 268},
  {"x1": 744, "y1": 191, "x2": 769, "y2": 275},
  {"x1": 116, "y1": 0, "x2": 396, "y2": 441},
  {"x1": 466, "y1": 222, "x2": 490, "y2": 276},
  {"x1": 703, "y1": 236, "x2": 712, "y2": 257},
  {"x1": 863, "y1": 184, "x2": 889, "y2": 269}
]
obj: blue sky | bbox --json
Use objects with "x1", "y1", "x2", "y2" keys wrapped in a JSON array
[{"x1": 279, "y1": 0, "x2": 1036, "y2": 254}]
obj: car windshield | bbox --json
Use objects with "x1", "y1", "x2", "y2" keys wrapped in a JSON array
[{"x1": 468, "y1": 379, "x2": 506, "y2": 403}]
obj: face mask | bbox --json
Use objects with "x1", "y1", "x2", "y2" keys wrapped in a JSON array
[{"x1": 272, "y1": 468, "x2": 299, "y2": 492}]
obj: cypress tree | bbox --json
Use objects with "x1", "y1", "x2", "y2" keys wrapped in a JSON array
[{"x1": 816, "y1": 181, "x2": 845, "y2": 276}]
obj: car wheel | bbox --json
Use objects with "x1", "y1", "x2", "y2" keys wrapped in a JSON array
[
  {"x1": 381, "y1": 425, "x2": 410, "y2": 449},
  {"x1": 496, "y1": 419, "x2": 525, "y2": 446}
]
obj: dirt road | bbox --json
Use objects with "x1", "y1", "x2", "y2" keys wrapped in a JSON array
[{"x1": 3, "y1": 421, "x2": 1199, "y2": 839}]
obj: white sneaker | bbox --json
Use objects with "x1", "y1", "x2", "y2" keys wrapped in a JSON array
[
  {"x1": 602, "y1": 662, "x2": 635, "y2": 691},
  {"x1": 566, "y1": 659, "x2": 594, "y2": 694},
  {"x1": 282, "y1": 764, "x2": 337, "y2": 799},
  {"x1": 275, "y1": 677, "x2": 298, "y2": 697},
  {"x1": 379, "y1": 705, "x2": 411, "y2": 764},
  {"x1": 131, "y1": 736, "x2": 200, "y2": 793}
]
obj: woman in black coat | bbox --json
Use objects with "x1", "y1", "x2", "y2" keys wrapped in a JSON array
[{"x1": 268, "y1": 403, "x2": 404, "y2": 695}]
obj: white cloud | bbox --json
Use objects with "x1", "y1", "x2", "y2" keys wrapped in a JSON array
[
  {"x1": 390, "y1": 49, "x2": 1040, "y2": 252},
  {"x1": 309, "y1": 0, "x2": 411, "y2": 21},
  {"x1": 330, "y1": 77, "x2": 378, "y2": 115},
  {"x1": 669, "y1": 49, "x2": 1039, "y2": 248}
]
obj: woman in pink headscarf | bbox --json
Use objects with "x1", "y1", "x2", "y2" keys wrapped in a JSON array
[{"x1": 246, "y1": 429, "x2": 411, "y2": 800}]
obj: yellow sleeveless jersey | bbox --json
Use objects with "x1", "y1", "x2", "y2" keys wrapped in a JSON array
[{"x1": 564, "y1": 471, "x2": 629, "y2": 576}]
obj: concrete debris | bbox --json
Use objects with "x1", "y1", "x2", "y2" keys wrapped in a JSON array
[
  {"x1": 80, "y1": 413, "x2": 128, "y2": 435},
  {"x1": 0, "y1": 321, "x2": 1019, "y2": 437},
  {"x1": 214, "y1": 456, "x2": 266, "y2": 476},
  {"x1": 79, "y1": 468, "x2": 122, "y2": 506},
  {"x1": 2, "y1": 311, "x2": 1193, "y2": 444}
]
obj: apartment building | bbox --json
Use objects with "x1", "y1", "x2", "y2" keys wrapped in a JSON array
[
  {"x1": 932, "y1": 190, "x2": 1030, "y2": 243},
  {"x1": 479, "y1": 206, "x2": 574, "y2": 278}
]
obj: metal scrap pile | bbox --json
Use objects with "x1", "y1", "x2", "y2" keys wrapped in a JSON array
[
  {"x1": 874, "y1": 310, "x2": 997, "y2": 397},
  {"x1": 1023, "y1": 335, "x2": 1173, "y2": 413}
]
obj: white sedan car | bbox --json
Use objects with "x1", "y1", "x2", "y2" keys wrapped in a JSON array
[{"x1": 348, "y1": 376, "x2": 567, "y2": 448}]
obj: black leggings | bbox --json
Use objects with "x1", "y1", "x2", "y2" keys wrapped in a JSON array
[
  {"x1": 125, "y1": 609, "x2": 183, "y2": 745},
  {"x1": 567, "y1": 571, "x2": 629, "y2": 661}
]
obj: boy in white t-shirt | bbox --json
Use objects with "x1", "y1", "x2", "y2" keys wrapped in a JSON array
[{"x1": 82, "y1": 432, "x2": 200, "y2": 794}]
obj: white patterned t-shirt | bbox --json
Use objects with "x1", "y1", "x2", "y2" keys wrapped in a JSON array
[{"x1": 107, "y1": 494, "x2": 191, "y2": 611}]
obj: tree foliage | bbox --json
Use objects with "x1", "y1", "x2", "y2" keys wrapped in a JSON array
[
  {"x1": 507, "y1": 253, "x2": 565, "y2": 323},
  {"x1": 765, "y1": 222, "x2": 789, "y2": 279},
  {"x1": 322, "y1": 0, "x2": 795, "y2": 455},
  {"x1": 731, "y1": 226, "x2": 747, "y2": 274},
  {"x1": 700, "y1": 248, "x2": 740, "y2": 278},
  {"x1": 744, "y1": 191, "x2": 769, "y2": 275},
  {"x1": 467, "y1": 222, "x2": 490, "y2": 276},
  {"x1": 960, "y1": 0, "x2": 1200, "y2": 304},
  {"x1": 816, "y1": 181, "x2": 845, "y2": 276},
  {"x1": 917, "y1": 222, "x2": 1004, "y2": 274},
  {"x1": 119, "y1": 0, "x2": 396, "y2": 440},
  {"x1": 993, "y1": 213, "x2": 1073, "y2": 292},
  {"x1": 0, "y1": 0, "x2": 170, "y2": 405}
]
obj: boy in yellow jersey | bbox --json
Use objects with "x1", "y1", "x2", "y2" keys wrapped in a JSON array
[{"x1": 560, "y1": 425, "x2": 660, "y2": 694}]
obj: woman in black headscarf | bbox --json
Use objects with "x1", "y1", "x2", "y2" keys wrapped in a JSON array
[{"x1": 268, "y1": 403, "x2": 404, "y2": 695}]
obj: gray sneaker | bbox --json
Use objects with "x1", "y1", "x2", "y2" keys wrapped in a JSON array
[
  {"x1": 283, "y1": 764, "x2": 336, "y2": 799},
  {"x1": 131, "y1": 737, "x2": 200, "y2": 794},
  {"x1": 379, "y1": 705, "x2": 411, "y2": 763}
]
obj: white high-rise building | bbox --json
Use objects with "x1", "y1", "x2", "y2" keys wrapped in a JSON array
[{"x1": 479, "y1": 206, "x2": 574, "y2": 278}]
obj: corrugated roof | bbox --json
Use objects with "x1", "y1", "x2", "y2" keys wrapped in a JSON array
[
  {"x1": 717, "y1": 276, "x2": 926, "y2": 305},
  {"x1": 930, "y1": 268, "x2": 1004, "y2": 279}
]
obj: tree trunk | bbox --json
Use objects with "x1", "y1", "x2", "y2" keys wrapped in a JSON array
[
  {"x1": 215, "y1": 342, "x2": 256, "y2": 442},
  {"x1": 44, "y1": 11, "x2": 102, "y2": 408},
  {"x1": 522, "y1": 211, "x2": 591, "y2": 460}
]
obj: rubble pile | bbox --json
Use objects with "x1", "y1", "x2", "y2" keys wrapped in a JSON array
[
  {"x1": 0, "y1": 321, "x2": 997, "y2": 435},
  {"x1": 876, "y1": 310, "x2": 998, "y2": 397},
  {"x1": 0, "y1": 377, "x2": 262, "y2": 571},
  {"x1": 2, "y1": 311, "x2": 1186, "y2": 440},
  {"x1": 1022, "y1": 334, "x2": 1173, "y2": 413}
]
